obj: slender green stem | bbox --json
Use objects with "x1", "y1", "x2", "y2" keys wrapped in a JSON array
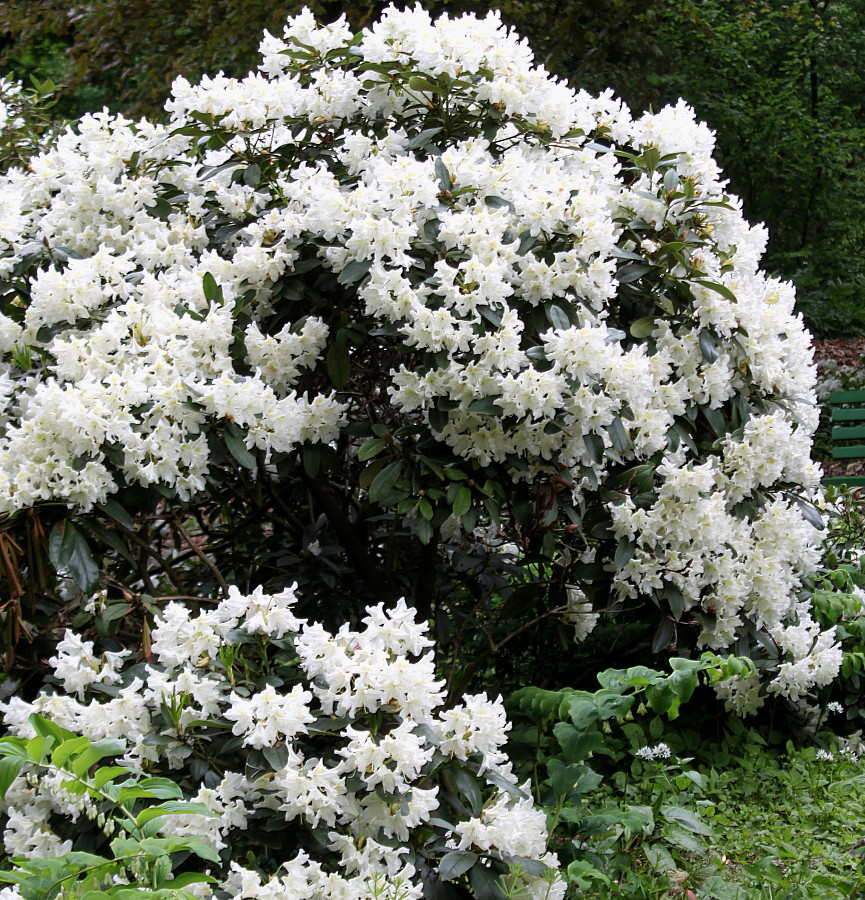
[{"x1": 30, "y1": 758, "x2": 143, "y2": 840}]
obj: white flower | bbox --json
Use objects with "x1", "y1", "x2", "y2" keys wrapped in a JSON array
[
  {"x1": 565, "y1": 587, "x2": 600, "y2": 643},
  {"x1": 224, "y1": 684, "x2": 315, "y2": 748},
  {"x1": 635, "y1": 743, "x2": 671, "y2": 760},
  {"x1": 216, "y1": 584, "x2": 304, "y2": 639},
  {"x1": 50, "y1": 630, "x2": 130, "y2": 698}
]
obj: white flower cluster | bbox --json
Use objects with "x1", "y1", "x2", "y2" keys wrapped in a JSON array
[
  {"x1": 566, "y1": 584, "x2": 600, "y2": 643},
  {"x1": 713, "y1": 603, "x2": 847, "y2": 714},
  {"x1": 610, "y1": 441, "x2": 822, "y2": 656},
  {"x1": 0, "y1": 587, "x2": 565, "y2": 900},
  {"x1": 0, "y1": 6, "x2": 827, "y2": 693},
  {"x1": 635, "y1": 742, "x2": 672, "y2": 761}
]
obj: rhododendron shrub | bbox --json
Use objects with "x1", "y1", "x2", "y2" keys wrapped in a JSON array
[
  {"x1": 0, "y1": 588, "x2": 565, "y2": 898},
  {"x1": 0, "y1": 6, "x2": 836, "y2": 701}
]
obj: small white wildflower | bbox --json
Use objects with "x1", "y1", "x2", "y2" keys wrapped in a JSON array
[{"x1": 635, "y1": 742, "x2": 671, "y2": 761}]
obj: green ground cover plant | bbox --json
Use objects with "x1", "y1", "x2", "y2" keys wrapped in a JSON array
[{"x1": 510, "y1": 670, "x2": 865, "y2": 898}]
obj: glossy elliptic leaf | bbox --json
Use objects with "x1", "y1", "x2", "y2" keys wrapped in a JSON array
[
  {"x1": 438, "y1": 849, "x2": 478, "y2": 881},
  {"x1": 0, "y1": 758, "x2": 23, "y2": 800},
  {"x1": 224, "y1": 427, "x2": 257, "y2": 469}
]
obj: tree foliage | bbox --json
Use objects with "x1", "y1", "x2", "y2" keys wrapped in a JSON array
[
  {"x1": 646, "y1": 0, "x2": 865, "y2": 335},
  {"x1": 0, "y1": 0, "x2": 671, "y2": 118}
]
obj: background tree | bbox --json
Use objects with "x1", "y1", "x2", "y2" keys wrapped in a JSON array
[
  {"x1": 0, "y1": 0, "x2": 670, "y2": 117},
  {"x1": 646, "y1": 0, "x2": 865, "y2": 337}
]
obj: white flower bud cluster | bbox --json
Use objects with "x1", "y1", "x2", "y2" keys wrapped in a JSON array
[{"x1": 0, "y1": 586, "x2": 565, "y2": 899}]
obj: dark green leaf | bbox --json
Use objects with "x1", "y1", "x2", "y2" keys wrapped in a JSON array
[
  {"x1": 49, "y1": 520, "x2": 78, "y2": 570},
  {"x1": 439, "y1": 850, "x2": 478, "y2": 881},
  {"x1": 337, "y1": 258, "x2": 373, "y2": 285},
  {"x1": 302, "y1": 444, "x2": 322, "y2": 478},
  {"x1": 434, "y1": 157, "x2": 451, "y2": 190},
  {"x1": 326, "y1": 329, "x2": 351, "y2": 389},
  {"x1": 415, "y1": 515, "x2": 434, "y2": 545},
  {"x1": 702, "y1": 404, "x2": 725, "y2": 436},
  {"x1": 617, "y1": 264, "x2": 652, "y2": 283},
  {"x1": 224, "y1": 427, "x2": 257, "y2": 469},
  {"x1": 243, "y1": 164, "x2": 262, "y2": 187},
  {"x1": 87, "y1": 522, "x2": 135, "y2": 566},
  {"x1": 699, "y1": 330, "x2": 720, "y2": 363},
  {"x1": 482, "y1": 768, "x2": 528, "y2": 798},
  {"x1": 615, "y1": 540, "x2": 636, "y2": 568},
  {"x1": 663, "y1": 167, "x2": 680, "y2": 193},
  {"x1": 665, "y1": 584, "x2": 685, "y2": 621},
  {"x1": 67, "y1": 529, "x2": 100, "y2": 594},
  {"x1": 452, "y1": 486, "x2": 471, "y2": 517},
  {"x1": 96, "y1": 499, "x2": 133, "y2": 529},
  {"x1": 517, "y1": 231, "x2": 537, "y2": 255},
  {"x1": 630, "y1": 316, "x2": 656, "y2": 338},
  {"x1": 584, "y1": 433, "x2": 604, "y2": 465},
  {"x1": 201, "y1": 272, "x2": 223, "y2": 305},
  {"x1": 608, "y1": 417, "x2": 628, "y2": 453},
  {"x1": 469, "y1": 862, "x2": 505, "y2": 899},
  {"x1": 368, "y1": 460, "x2": 403, "y2": 504},
  {"x1": 485, "y1": 195, "x2": 515, "y2": 212},
  {"x1": 407, "y1": 127, "x2": 443, "y2": 150},
  {"x1": 358, "y1": 438, "x2": 387, "y2": 461},
  {"x1": 452, "y1": 768, "x2": 482, "y2": 815},
  {"x1": 652, "y1": 618, "x2": 675, "y2": 654},
  {"x1": 796, "y1": 498, "x2": 824, "y2": 531},
  {"x1": 547, "y1": 303, "x2": 571, "y2": 331},
  {"x1": 467, "y1": 396, "x2": 501, "y2": 415},
  {"x1": 696, "y1": 280, "x2": 736, "y2": 303}
]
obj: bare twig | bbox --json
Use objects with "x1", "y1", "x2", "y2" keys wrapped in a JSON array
[{"x1": 171, "y1": 516, "x2": 230, "y2": 596}]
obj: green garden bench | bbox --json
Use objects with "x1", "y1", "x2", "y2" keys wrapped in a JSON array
[{"x1": 823, "y1": 389, "x2": 865, "y2": 487}]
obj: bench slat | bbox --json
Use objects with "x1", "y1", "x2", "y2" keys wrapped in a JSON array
[
  {"x1": 832, "y1": 407, "x2": 865, "y2": 422},
  {"x1": 829, "y1": 389, "x2": 865, "y2": 404},
  {"x1": 833, "y1": 425, "x2": 865, "y2": 440},
  {"x1": 833, "y1": 445, "x2": 865, "y2": 459},
  {"x1": 824, "y1": 392, "x2": 865, "y2": 485}
]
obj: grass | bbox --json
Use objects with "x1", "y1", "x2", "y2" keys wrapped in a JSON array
[{"x1": 572, "y1": 723, "x2": 865, "y2": 899}]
